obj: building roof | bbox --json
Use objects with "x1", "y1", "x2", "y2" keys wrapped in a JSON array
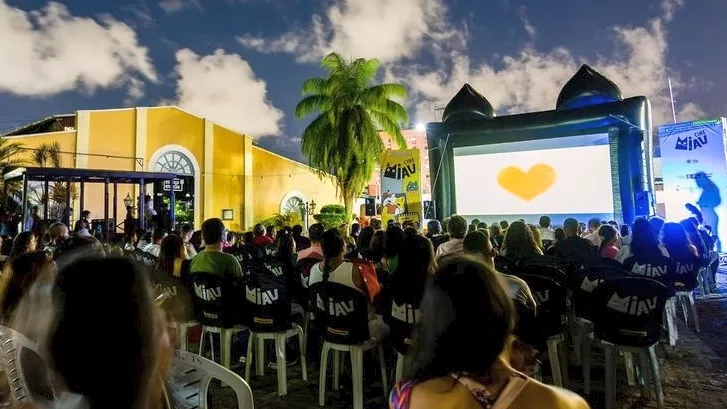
[
  {"x1": 3, "y1": 167, "x2": 176, "y2": 184},
  {"x1": 2, "y1": 114, "x2": 75, "y2": 137}
]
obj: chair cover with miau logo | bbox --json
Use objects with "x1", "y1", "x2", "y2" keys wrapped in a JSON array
[
  {"x1": 569, "y1": 263, "x2": 628, "y2": 321},
  {"x1": 190, "y1": 273, "x2": 246, "y2": 328},
  {"x1": 517, "y1": 273, "x2": 567, "y2": 348},
  {"x1": 591, "y1": 276, "x2": 669, "y2": 347},
  {"x1": 670, "y1": 253, "x2": 701, "y2": 291},
  {"x1": 388, "y1": 298, "x2": 420, "y2": 354},
  {"x1": 150, "y1": 265, "x2": 195, "y2": 322},
  {"x1": 622, "y1": 254, "x2": 677, "y2": 297},
  {"x1": 310, "y1": 282, "x2": 369, "y2": 345},
  {"x1": 244, "y1": 255, "x2": 293, "y2": 332},
  {"x1": 227, "y1": 244, "x2": 264, "y2": 265}
]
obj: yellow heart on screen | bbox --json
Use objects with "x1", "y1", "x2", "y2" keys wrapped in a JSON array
[{"x1": 497, "y1": 164, "x2": 556, "y2": 201}]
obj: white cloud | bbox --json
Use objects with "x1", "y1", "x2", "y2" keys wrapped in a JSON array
[
  {"x1": 661, "y1": 0, "x2": 684, "y2": 22},
  {"x1": 159, "y1": 0, "x2": 202, "y2": 14},
  {"x1": 519, "y1": 6, "x2": 537, "y2": 39},
  {"x1": 171, "y1": 48, "x2": 284, "y2": 138},
  {"x1": 0, "y1": 1, "x2": 157, "y2": 97},
  {"x1": 389, "y1": 4, "x2": 703, "y2": 126},
  {"x1": 238, "y1": 0, "x2": 464, "y2": 63}
]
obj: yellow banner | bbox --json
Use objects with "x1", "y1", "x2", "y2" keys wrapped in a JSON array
[{"x1": 380, "y1": 149, "x2": 422, "y2": 226}]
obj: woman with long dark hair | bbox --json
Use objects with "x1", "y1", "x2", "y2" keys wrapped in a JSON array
[
  {"x1": 616, "y1": 217, "x2": 668, "y2": 263},
  {"x1": 0, "y1": 251, "x2": 55, "y2": 324},
  {"x1": 157, "y1": 234, "x2": 188, "y2": 278},
  {"x1": 387, "y1": 234, "x2": 435, "y2": 306},
  {"x1": 680, "y1": 218, "x2": 707, "y2": 261},
  {"x1": 500, "y1": 221, "x2": 542, "y2": 262},
  {"x1": 309, "y1": 229, "x2": 387, "y2": 339},
  {"x1": 9, "y1": 231, "x2": 37, "y2": 261},
  {"x1": 598, "y1": 225, "x2": 619, "y2": 260},
  {"x1": 390, "y1": 256, "x2": 589, "y2": 409}
]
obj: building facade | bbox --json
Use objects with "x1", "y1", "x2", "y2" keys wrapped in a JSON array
[{"x1": 5, "y1": 106, "x2": 339, "y2": 231}]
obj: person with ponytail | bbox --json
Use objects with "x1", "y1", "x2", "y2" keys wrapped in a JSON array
[
  {"x1": 597, "y1": 224, "x2": 619, "y2": 260},
  {"x1": 309, "y1": 228, "x2": 388, "y2": 339}
]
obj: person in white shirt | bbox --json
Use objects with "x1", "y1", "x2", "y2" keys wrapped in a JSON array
[
  {"x1": 145, "y1": 228, "x2": 168, "y2": 257},
  {"x1": 538, "y1": 215, "x2": 555, "y2": 242},
  {"x1": 435, "y1": 215, "x2": 468, "y2": 259},
  {"x1": 583, "y1": 218, "x2": 602, "y2": 247}
]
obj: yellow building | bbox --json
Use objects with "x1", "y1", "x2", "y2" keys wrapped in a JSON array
[{"x1": 4, "y1": 106, "x2": 339, "y2": 231}]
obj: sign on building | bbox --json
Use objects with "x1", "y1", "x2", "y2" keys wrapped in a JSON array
[{"x1": 380, "y1": 149, "x2": 423, "y2": 226}]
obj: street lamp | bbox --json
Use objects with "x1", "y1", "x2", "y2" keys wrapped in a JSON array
[
  {"x1": 123, "y1": 193, "x2": 133, "y2": 208},
  {"x1": 299, "y1": 200, "x2": 316, "y2": 230}
]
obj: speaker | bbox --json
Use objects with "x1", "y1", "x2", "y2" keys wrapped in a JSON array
[
  {"x1": 634, "y1": 191, "x2": 651, "y2": 216},
  {"x1": 423, "y1": 200, "x2": 436, "y2": 220},
  {"x1": 364, "y1": 197, "x2": 376, "y2": 216}
]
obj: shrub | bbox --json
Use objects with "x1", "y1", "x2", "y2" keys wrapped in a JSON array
[{"x1": 314, "y1": 204, "x2": 348, "y2": 229}]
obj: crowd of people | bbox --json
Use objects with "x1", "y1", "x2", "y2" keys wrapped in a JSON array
[{"x1": 0, "y1": 206, "x2": 717, "y2": 409}]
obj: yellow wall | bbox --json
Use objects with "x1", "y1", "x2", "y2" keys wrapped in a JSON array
[
  {"x1": 251, "y1": 147, "x2": 339, "y2": 224},
  {"x1": 212, "y1": 124, "x2": 246, "y2": 230},
  {"x1": 84, "y1": 110, "x2": 137, "y2": 222},
  {"x1": 6, "y1": 131, "x2": 77, "y2": 167},
  {"x1": 5, "y1": 106, "x2": 340, "y2": 233}
]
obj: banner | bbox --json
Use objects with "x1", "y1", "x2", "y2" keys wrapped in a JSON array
[
  {"x1": 658, "y1": 118, "x2": 727, "y2": 249},
  {"x1": 380, "y1": 149, "x2": 423, "y2": 226}
]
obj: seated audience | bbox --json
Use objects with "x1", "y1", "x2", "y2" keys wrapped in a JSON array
[
  {"x1": 297, "y1": 223, "x2": 324, "y2": 262},
  {"x1": 190, "y1": 218, "x2": 242, "y2": 278},
  {"x1": 649, "y1": 216, "x2": 666, "y2": 242},
  {"x1": 616, "y1": 217, "x2": 668, "y2": 263},
  {"x1": 180, "y1": 223, "x2": 197, "y2": 259},
  {"x1": 381, "y1": 225, "x2": 405, "y2": 276},
  {"x1": 598, "y1": 225, "x2": 620, "y2": 259},
  {"x1": 620, "y1": 224, "x2": 632, "y2": 245},
  {"x1": 680, "y1": 218, "x2": 708, "y2": 261},
  {"x1": 371, "y1": 218, "x2": 383, "y2": 231},
  {"x1": 426, "y1": 220, "x2": 449, "y2": 251},
  {"x1": 500, "y1": 221, "x2": 542, "y2": 262},
  {"x1": 464, "y1": 230, "x2": 536, "y2": 311},
  {"x1": 356, "y1": 226, "x2": 376, "y2": 260},
  {"x1": 583, "y1": 218, "x2": 602, "y2": 246},
  {"x1": 46, "y1": 222, "x2": 70, "y2": 254},
  {"x1": 35, "y1": 257, "x2": 172, "y2": 409},
  {"x1": 389, "y1": 256, "x2": 589, "y2": 409},
  {"x1": 490, "y1": 223, "x2": 505, "y2": 249},
  {"x1": 252, "y1": 223, "x2": 274, "y2": 247},
  {"x1": 9, "y1": 231, "x2": 37, "y2": 261},
  {"x1": 0, "y1": 251, "x2": 55, "y2": 325},
  {"x1": 551, "y1": 218, "x2": 595, "y2": 264},
  {"x1": 144, "y1": 228, "x2": 168, "y2": 257},
  {"x1": 292, "y1": 224, "x2": 311, "y2": 252},
  {"x1": 528, "y1": 224, "x2": 544, "y2": 251},
  {"x1": 157, "y1": 234, "x2": 190, "y2": 279},
  {"x1": 538, "y1": 215, "x2": 555, "y2": 242},
  {"x1": 309, "y1": 229, "x2": 387, "y2": 339},
  {"x1": 436, "y1": 215, "x2": 467, "y2": 259}
]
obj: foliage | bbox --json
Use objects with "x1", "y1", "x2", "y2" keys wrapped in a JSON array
[
  {"x1": 28, "y1": 142, "x2": 78, "y2": 219},
  {"x1": 259, "y1": 211, "x2": 303, "y2": 231},
  {"x1": 0, "y1": 137, "x2": 25, "y2": 201},
  {"x1": 313, "y1": 204, "x2": 349, "y2": 230},
  {"x1": 161, "y1": 196, "x2": 193, "y2": 224},
  {"x1": 295, "y1": 52, "x2": 408, "y2": 216}
]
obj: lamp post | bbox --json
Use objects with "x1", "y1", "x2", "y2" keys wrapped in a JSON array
[
  {"x1": 299, "y1": 200, "x2": 316, "y2": 231},
  {"x1": 123, "y1": 193, "x2": 133, "y2": 209}
]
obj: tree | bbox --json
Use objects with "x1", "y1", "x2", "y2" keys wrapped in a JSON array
[
  {"x1": 0, "y1": 137, "x2": 25, "y2": 202},
  {"x1": 295, "y1": 53, "x2": 408, "y2": 217},
  {"x1": 29, "y1": 142, "x2": 77, "y2": 218}
]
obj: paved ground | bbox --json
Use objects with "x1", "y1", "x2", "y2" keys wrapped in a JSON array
[{"x1": 209, "y1": 272, "x2": 727, "y2": 409}]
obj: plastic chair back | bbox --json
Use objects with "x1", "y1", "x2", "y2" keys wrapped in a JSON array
[
  {"x1": 190, "y1": 273, "x2": 245, "y2": 328},
  {"x1": 310, "y1": 282, "x2": 369, "y2": 345},
  {"x1": 244, "y1": 257, "x2": 292, "y2": 332},
  {"x1": 0, "y1": 325, "x2": 54, "y2": 404},
  {"x1": 518, "y1": 273, "x2": 567, "y2": 345},
  {"x1": 518, "y1": 255, "x2": 568, "y2": 284},
  {"x1": 569, "y1": 262, "x2": 628, "y2": 321},
  {"x1": 591, "y1": 276, "x2": 669, "y2": 347},
  {"x1": 671, "y1": 254, "x2": 701, "y2": 292},
  {"x1": 151, "y1": 268, "x2": 196, "y2": 322},
  {"x1": 167, "y1": 349, "x2": 253, "y2": 409},
  {"x1": 622, "y1": 254, "x2": 676, "y2": 296}
]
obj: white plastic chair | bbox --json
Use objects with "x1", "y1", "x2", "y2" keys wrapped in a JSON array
[
  {"x1": 167, "y1": 349, "x2": 254, "y2": 409},
  {"x1": 174, "y1": 320, "x2": 200, "y2": 352},
  {"x1": 198, "y1": 325, "x2": 248, "y2": 369},
  {"x1": 319, "y1": 339, "x2": 388, "y2": 409},
  {"x1": 244, "y1": 325, "x2": 307, "y2": 396},
  {"x1": 675, "y1": 290, "x2": 701, "y2": 332},
  {"x1": 0, "y1": 325, "x2": 55, "y2": 405}
]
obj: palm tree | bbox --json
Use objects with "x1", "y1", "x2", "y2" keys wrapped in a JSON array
[
  {"x1": 31, "y1": 142, "x2": 62, "y2": 168},
  {"x1": 30, "y1": 142, "x2": 77, "y2": 218},
  {"x1": 295, "y1": 53, "x2": 408, "y2": 217},
  {"x1": 0, "y1": 137, "x2": 25, "y2": 202}
]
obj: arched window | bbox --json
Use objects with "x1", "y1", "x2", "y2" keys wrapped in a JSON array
[{"x1": 153, "y1": 151, "x2": 194, "y2": 175}]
